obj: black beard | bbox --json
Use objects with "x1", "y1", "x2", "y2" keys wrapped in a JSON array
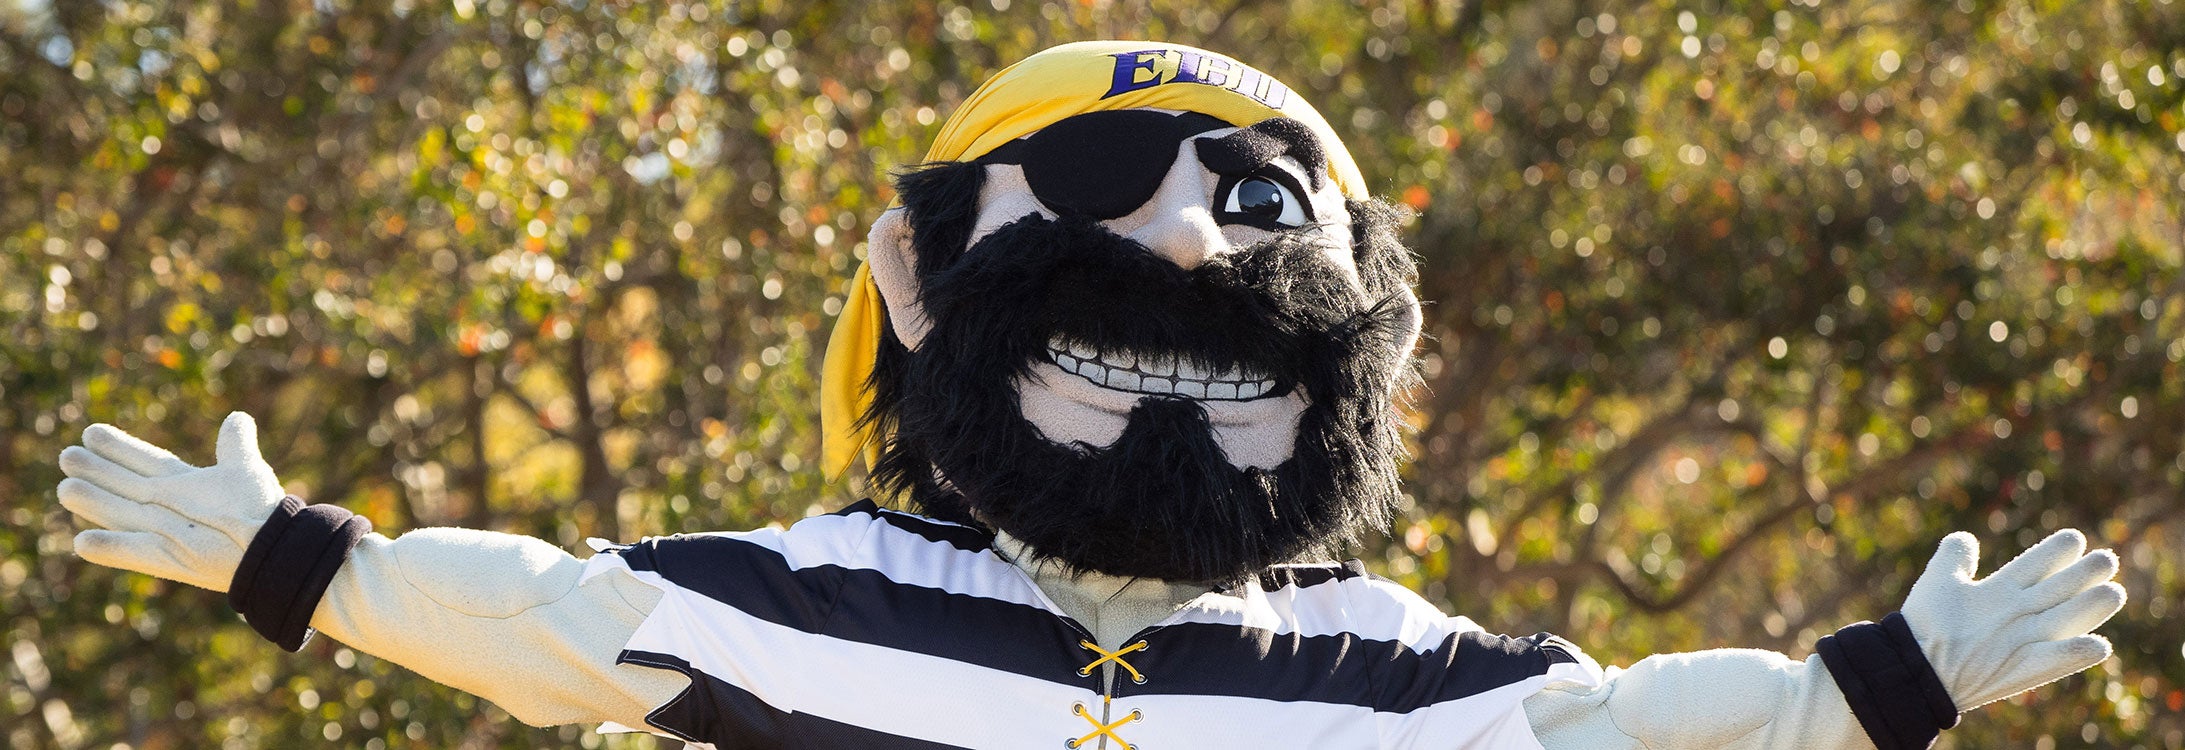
[{"x1": 868, "y1": 199, "x2": 1420, "y2": 583}]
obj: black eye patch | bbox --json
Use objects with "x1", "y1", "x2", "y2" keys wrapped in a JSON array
[{"x1": 978, "y1": 109, "x2": 1234, "y2": 220}]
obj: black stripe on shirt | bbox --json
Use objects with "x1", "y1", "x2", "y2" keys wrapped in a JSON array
[
  {"x1": 833, "y1": 500, "x2": 996, "y2": 552},
  {"x1": 1538, "y1": 636, "x2": 1583, "y2": 666},
  {"x1": 1121, "y1": 623, "x2": 1560, "y2": 712},
  {"x1": 617, "y1": 510, "x2": 1558, "y2": 713},
  {"x1": 614, "y1": 531, "x2": 1097, "y2": 689},
  {"x1": 1254, "y1": 560, "x2": 1369, "y2": 591},
  {"x1": 620, "y1": 649, "x2": 968, "y2": 749}
]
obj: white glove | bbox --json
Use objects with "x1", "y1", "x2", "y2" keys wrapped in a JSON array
[
  {"x1": 1902, "y1": 529, "x2": 2124, "y2": 710},
  {"x1": 1528, "y1": 528, "x2": 2124, "y2": 750},
  {"x1": 59, "y1": 412, "x2": 689, "y2": 727},
  {"x1": 58, "y1": 412, "x2": 286, "y2": 592}
]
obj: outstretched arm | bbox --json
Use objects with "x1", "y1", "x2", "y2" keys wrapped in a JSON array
[
  {"x1": 1526, "y1": 648, "x2": 1869, "y2": 748},
  {"x1": 58, "y1": 413, "x2": 686, "y2": 728},
  {"x1": 307, "y1": 528, "x2": 687, "y2": 727},
  {"x1": 1523, "y1": 529, "x2": 2123, "y2": 749}
]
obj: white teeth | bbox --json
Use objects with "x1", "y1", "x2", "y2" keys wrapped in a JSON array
[{"x1": 1043, "y1": 341, "x2": 1276, "y2": 401}]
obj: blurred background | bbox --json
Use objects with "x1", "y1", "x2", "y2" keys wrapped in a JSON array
[{"x1": 2, "y1": 0, "x2": 2180, "y2": 747}]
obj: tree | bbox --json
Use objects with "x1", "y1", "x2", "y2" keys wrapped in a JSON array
[{"x1": 2, "y1": 1, "x2": 2178, "y2": 747}]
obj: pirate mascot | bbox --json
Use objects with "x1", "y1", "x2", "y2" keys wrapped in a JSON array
[{"x1": 60, "y1": 42, "x2": 2123, "y2": 749}]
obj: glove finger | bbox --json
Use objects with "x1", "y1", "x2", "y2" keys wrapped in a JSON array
[
  {"x1": 73, "y1": 528, "x2": 173, "y2": 572},
  {"x1": 58, "y1": 445, "x2": 163, "y2": 500},
  {"x1": 1987, "y1": 528, "x2": 2087, "y2": 588},
  {"x1": 1915, "y1": 531, "x2": 1981, "y2": 590},
  {"x1": 2011, "y1": 635, "x2": 2112, "y2": 691},
  {"x1": 82, "y1": 423, "x2": 198, "y2": 477},
  {"x1": 1961, "y1": 634, "x2": 2113, "y2": 711},
  {"x1": 2025, "y1": 549, "x2": 2120, "y2": 610},
  {"x1": 74, "y1": 529, "x2": 222, "y2": 591},
  {"x1": 2021, "y1": 581, "x2": 2127, "y2": 641},
  {"x1": 214, "y1": 412, "x2": 266, "y2": 470},
  {"x1": 58, "y1": 477, "x2": 196, "y2": 534}
]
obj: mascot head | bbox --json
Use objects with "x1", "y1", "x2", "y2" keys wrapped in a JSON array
[{"x1": 822, "y1": 41, "x2": 1422, "y2": 583}]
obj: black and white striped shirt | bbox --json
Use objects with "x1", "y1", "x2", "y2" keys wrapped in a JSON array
[{"x1": 586, "y1": 501, "x2": 1601, "y2": 749}]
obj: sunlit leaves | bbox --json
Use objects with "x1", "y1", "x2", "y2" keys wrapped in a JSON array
[{"x1": 2, "y1": 0, "x2": 2181, "y2": 748}]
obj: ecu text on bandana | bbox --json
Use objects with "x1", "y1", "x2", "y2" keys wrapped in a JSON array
[{"x1": 1102, "y1": 48, "x2": 1290, "y2": 108}]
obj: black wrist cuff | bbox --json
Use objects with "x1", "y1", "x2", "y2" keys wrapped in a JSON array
[
  {"x1": 228, "y1": 495, "x2": 372, "y2": 652},
  {"x1": 1817, "y1": 612, "x2": 1961, "y2": 750}
]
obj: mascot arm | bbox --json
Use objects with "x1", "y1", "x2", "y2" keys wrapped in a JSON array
[
  {"x1": 309, "y1": 528, "x2": 687, "y2": 727},
  {"x1": 1524, "y1": 649, "x2": 1870, "y2": 749},
  {"x1": 58, "y1": 413, "x2": 687, "y2": 728},
  {"x1": 1524, "y1": 529, "x2": 2122, "y2": 750}
]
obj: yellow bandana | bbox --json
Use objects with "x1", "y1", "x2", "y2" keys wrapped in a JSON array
[{"x1": 821, "y1": 40, "x2": 1367, "y2": 478}]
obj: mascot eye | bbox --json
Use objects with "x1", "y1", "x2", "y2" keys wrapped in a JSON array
[{"x1": 1218, "y1": 174, "x2": 1309, "y2": 229}]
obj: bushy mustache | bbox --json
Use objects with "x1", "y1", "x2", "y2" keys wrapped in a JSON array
[{"x1": 912, "y1": 212, "x2": 1409, "y2": 389}]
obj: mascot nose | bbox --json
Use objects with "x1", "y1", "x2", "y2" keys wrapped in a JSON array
[{"x1": 1126, "y1": 205, "x2": 1231, "y2": 270}]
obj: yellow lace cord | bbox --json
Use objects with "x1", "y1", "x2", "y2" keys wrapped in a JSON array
[
  {"x1": 1076, "y1": 640, "x2": 1148, "y2": 683},
  {"x1": 1069, "y1": 697, "x2": 1142, "y2": 749}
]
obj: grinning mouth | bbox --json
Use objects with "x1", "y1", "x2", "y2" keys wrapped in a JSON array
[{"x1": 1043, "y1": 335, "x2": 1281, "y2": 401}]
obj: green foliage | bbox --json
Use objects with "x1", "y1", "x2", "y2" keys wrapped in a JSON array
[{"x1": 1, "y1": 0, "x2": 2179, "y2": 748}]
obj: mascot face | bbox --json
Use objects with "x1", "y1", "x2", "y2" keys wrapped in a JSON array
[{"x1": 853, "y1": 48, "x2": 1422, "y2": 583}]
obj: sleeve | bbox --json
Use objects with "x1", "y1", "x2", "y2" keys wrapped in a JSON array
[
  {"x1": 305, "y1": 528, "x2": 692, "y2": 729},
  {"x1": 570, "y1": 507, "x2": 889, "y2": 746},
  {"x1": 1522, "y1": 647, "x2": 1875, "y2": 750}
]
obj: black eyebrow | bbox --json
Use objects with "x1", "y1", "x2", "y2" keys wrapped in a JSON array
[{"x1": 1193, "y1": 118, "x2": 1327, "y2": 191}]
